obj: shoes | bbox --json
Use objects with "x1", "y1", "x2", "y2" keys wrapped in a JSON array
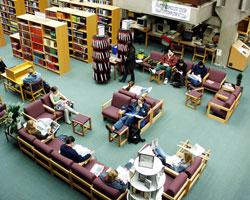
[
  {"x1": 149, "y1": 68, "x2": 156, "y2": 74},
  {"x1": 66, "y1": 121, "x2": 72, "y2": 125},
  {"x1": 164, "y1": 78, "x2": 168, "y2": 85},
  {"x1": 119, "y1": 79, "x2": 125, "y2": 83},
  {"x1": 105, "y1": 124, "x2": 114, "y2": 133}
]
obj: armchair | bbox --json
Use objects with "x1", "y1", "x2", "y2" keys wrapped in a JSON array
[
  {"x1": 185, "y1": 67, "x2": 209, "y2": 89},
  {"x1": 172, "y1": 43, "x2": 184, "y2": 59},
  {"x1": 203, "y1": 68, "x2": 227, "y2": 92},
  {"x1": 192, "y1": 46, "x2": 208, "y2": 63},
  {"x1": 102, "y1": 92, "x2": 132, "y2": 122},
  {"x1": 23, "y1": 99, "x2": 57, "y2": 121},
  {"x1": 141, "y1": 51, "x2": 164, "y2": 72}
]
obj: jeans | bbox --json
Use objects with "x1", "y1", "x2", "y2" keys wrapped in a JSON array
[
  {"x1": 154, "y1": 147, "x2": 169, "y2": 165},
  {"x1": 154, "y1": 64, "x2": 172, "y2": 79},
  {"x1": 114, "y1": 115, "x2": 134, "y2": 130}
]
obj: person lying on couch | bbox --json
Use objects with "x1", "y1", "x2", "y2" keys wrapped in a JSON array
[
  {"x1": 153, "y1": 145, "x2": 194, "y2": 173},
  {"x1": 105, "y1": 96, "x2": 149, "y2": 133},
  {"x1": 60, "y1": 136, "x2": 92, "y2": 163}
]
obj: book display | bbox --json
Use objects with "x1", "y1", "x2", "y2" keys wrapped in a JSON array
[
  {"x1": 117, "y1": 29, "x2": 132, "y2": 72},
  {"x1": 92, "y1": 35, "x2": 111, "y2": 83},
  {"x1": 55, "y1": 0, "x2": 120, "y2": 45},
  {"x1": 16, "y1": 14, "x2": 70, "y2": 74},
  {"x1": 0, "y1": 0, "x2": 26, "y2": 34},
  {"x1": 24, "y1": 0, "x2": 48, "y2": 14},
  {"x1": 128, "y1": 145, "x2": 165, "y2": 200},
  {"x1": 45, "y1": 7, "x2": 97, "y2": 63},
  {"x1": 10, "y1": 33, "x2": 22, "y2": 58},
  {"x1": 87, "y1": 0, "x2": 112, "y2": 5},
  {"x1": 0, "y1": 23, "x2": 6, "y2": 47}
]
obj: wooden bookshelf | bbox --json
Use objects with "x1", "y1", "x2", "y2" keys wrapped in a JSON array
[
  {"x1": 46, "y1": 7, "x2": 97, "y2": 63},
  {"x1": 56, "y1": 0, "x2": 120, "y2": 45},
  {"x1": 16, "y1": 14, "x2": 70, "y2": 74},
  {"x1": 10, "y1": 33, "x2": 22, "y2": 58},
  {"x1": 86, "y1": 0, "x2": 112, "y2": 5},
  {"x1": 0, "y1": 23, "x2": 6, "y2": 47},
  {"x1": 24, "y1": 0, "x2": 48, "y2": 14},
  {"x1": 0, "y1": 0, "x2": 26, "y2": 34}
]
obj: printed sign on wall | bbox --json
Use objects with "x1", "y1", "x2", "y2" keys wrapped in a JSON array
[{"x1": 152, "y1": 0, "x2": 191, "y2": 21}]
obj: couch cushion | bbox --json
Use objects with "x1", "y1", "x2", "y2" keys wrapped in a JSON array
[
  {"x1": 102, "y1": 106, "x2": 120, "y2": 121},
  {"x1": 41, "y1": 93, "x2": 53, "y2": 108},
  {"x1": 18, "y1": 128, "x2": 36, "y2": 144},
  {"x1": 71, "y1": 163, "x2": 96, "y2": 183},
  {"x1": 118, "y1": 89, "x2": 137, "y2": 99},
  {"x1": 166, "y1": 172, "x2": 188, "y2": 197},
  {"x1": 209, "y1": 68, "x2": 226, "y2": 82},
  {"x1": 185, "y1": 157, "x2": 202, "y2": 178},
  {"x1": 47, "y1": 138, "x2": 64, "y2": 152},
  {"x1": 111, "y1": 92, "x2": 131, "y2": 109},
  {"x1": 225, "y1": 95, "x2": 236, "y2": 108},
  {"x1": 210, "y1": 98, "x2": 227, "y2": 118},
  {"x1": 92, "y1": 177, "x2": 122, "y2": 199},
  {"x1": 51, "y1": 151, "x2": 74, "y2": 169},
  {"x1": 203, "y1": 81, "x2": 221, "y2": 91},
  {"x1": 145, "y1": 96, "x2": 159, "y2": 108},
  {"x1": 24, "y1": 100, "x2": 46, "y2": 119},
  {"x1": 33, "y1": 139, "x2": 53, "y2": 156},
  {"x1": 232, "y1": 86, "x2": 241, "y2": 98},
  {"x1": 150, "y1": 51, "x2": 163, "y2": 61}
]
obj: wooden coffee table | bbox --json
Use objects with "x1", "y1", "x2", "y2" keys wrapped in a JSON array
[{"x1": 72, "y1": 114, "x2": 92, "y2": 136}]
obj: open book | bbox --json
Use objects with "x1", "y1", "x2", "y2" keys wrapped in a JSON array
[
  {"x1": 90, "y1": 163, "x2": 104, "y2": 177},
  {"x1": 73, "y1": 144, "x2": 91, "y2": 157},
  {"x1": 165, "y1": 155, "x2": 181, "y2": 167},
  {"x1": 125, "y1": 112, "x2": 144, "y2": 119}
]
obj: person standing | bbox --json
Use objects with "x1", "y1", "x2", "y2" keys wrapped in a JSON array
[{"x1": 119, "y1": 42, "x2": 136, "y2": 83}]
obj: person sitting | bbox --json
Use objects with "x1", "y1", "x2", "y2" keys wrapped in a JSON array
[
  {"x1": 99, "y1": 169, "x2": 127, "y2": 192},
  {"x1": 153, "y1": 146, "x2": 193, "y2": 173},
  {"x1": 49, "y1": 86, "x2": 79, "y2": 124},
  {"x1": 123, "y1": 81, "x2": 152, "y2": 96},
  {"x1": 170, "y1": 59, "x2": 187, "y2": 87},
  {"x1": 149, "y1": 49, "x2": 177, "y2": 84},
  {"x1": 25, "y1": 119, "x2": 51, "y2": 141},
  {"x1": 105, "y1": 96, "x2": 149, "y2": 133},
  {"x1": 60, "y1": 136, "x2": 92, "y2": 163},
  {"x1": 23, "y1": 68, "x2": 42, "y2": 85},
  {"x1": 187, "y1": 61, "x2": 208, "y2": 87}
]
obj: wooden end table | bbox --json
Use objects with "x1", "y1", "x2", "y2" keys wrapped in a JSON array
[
  {"x1": 185, "y1": 89, "x2": 203, "y2": 109},
  {"x1": 108, "y1": 125, "x2": 129, "y2": 147},
  {"x1": 72, "y1": 114, "x2": 92, "y2": 136},
  {"x1": 150, "y1": 70, "x2": 165, "y2": 84}
]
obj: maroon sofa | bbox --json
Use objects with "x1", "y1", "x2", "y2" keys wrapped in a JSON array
[
  {"x1": 142, "y1": 51, "x2": 164, "y2": 72},
  {"x1": 17, "y1": 128, "x2": 127, "y2": 200}
]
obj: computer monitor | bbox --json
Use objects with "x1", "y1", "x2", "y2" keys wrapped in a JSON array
[
  {"x1": 182, "y1": 31, "x2": 193, "y2": 41},
  {"x1": 156, "y1": 23, "x2": 169, "y2": 34},
  {"x1": 137, "y1": 16, "x2": 147, "y2": 27}
]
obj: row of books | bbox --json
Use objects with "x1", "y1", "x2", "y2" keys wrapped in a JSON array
[
  {"x1": 92, "y1": 36, "x2": 110, "y2": 49},
  {"x1": 92, "y1": 51, "x2": 110, "y2": 60},
  {"x1": 97, "y1": 8, "x2": 111, "y2": 16},
  {"x1": 44, "y1": 38, "x2": 57, "y2": 48},
  {"x1": 118, "y1": 30, "x2": 132, "y2": 43},
  {"x1": 72, "y1": 15, "x2": 86, "y2": 24},
  {"x1": 117, "y1": 43, "x2": 129, "y2": 53},
  {"x1": 73, "y1": 51, "x2": 87, "y2": 60},
  {"x1": 1, "y1": 0, "x2": 15, "y2": 6},
  {"x1": 87, "y1": 0, "x2": 111, "y2": 5}
]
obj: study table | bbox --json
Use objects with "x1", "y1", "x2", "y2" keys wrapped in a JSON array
[
  {"x1": 130, "y1": 22, "x2": 151, "y2": 48},
  {"x1": 1, "y1": 61, "x2": 34, "y2": 101}
]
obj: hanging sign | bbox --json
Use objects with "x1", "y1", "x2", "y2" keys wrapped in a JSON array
[{"x1": 152, "y1": 0, "x2": 191, "y2": 21}]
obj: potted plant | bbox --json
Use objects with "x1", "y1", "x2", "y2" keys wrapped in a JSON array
[{"x1": 4, "y1": 103, "x2": 22, "y2": 137}]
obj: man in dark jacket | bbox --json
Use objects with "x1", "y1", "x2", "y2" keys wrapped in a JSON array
[
  {"x1": 60, "y1": 136, "x2": 91, "y2": 163},
  {"x1": 119, "y1": 42, "x2": 136, "y2": 83},
  {"x1": 106, "y1": 96, "x2": 149, "y2": 132}
]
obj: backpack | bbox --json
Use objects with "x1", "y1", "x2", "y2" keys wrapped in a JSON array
[{"x1": 128, "y1": 127, "x2": 141, "y2": 144}]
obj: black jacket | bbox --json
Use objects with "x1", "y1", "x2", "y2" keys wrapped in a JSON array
[{"x1": 125, "y1": 45, "x2": 136, "y2": 71}]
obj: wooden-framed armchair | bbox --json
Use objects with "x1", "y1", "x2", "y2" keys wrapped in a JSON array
[
  {"x1": 171, "y1": 43, "x2": 184, "y2": 59},
  {"x1": 192, "y1": 46, "x2": 208, "y2": 63}
]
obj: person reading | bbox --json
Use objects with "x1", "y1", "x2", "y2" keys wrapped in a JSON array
[
  {"x1": 170, "y1": 59, "x2": 187, "y2": 87},
  {"x1": 149, "y1": 49, "x2": 177, "y2": 84},
  {"x1": 60, "y1": 136, "x2": 92, "y2": 163},
  {"x1": 49, "y1": 86, "x2": 79, "y2": 124},
  {"x1": 105, "y1": 96, "x2": 149, "y2": 133},
  {"x1": 187, "y1": 61, "x2": 208, "y2": 87}
]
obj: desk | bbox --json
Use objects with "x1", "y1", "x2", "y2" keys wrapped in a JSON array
[
  {"x1": 1, "y1": 61, "x2": 34, "y2": 101},
  {"x1": 130, "y1": 23, "x2": 151, "y2": 48}
]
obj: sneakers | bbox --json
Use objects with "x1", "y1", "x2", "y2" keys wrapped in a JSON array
[
  {"x1": 149, "y1": 68, "x2": 156, "y2": 74},
  {"x1": 164, "y1": 78, "x2": 168, "y2": 84},
  {"x1": 105, "y1": 124, "x2": 114, "y2": 133}
]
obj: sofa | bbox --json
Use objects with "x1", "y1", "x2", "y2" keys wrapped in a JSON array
[
  {"x1": 141, "y1": 51, "x2": 164, "y2": 72},
  {"x1": 17, "y1": 128, "x2": 127, "y2": 200},
  {"x1": 102, "y1": 89, "x2": 164, "y2": 134},
  {"x1": 203, "y1": 68, "x2": 227, "y2": 92},
  {"x1": 207, "y1": 85, "x2": 242, "y2": 123}
]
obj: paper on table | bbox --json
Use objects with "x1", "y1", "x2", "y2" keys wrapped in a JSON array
[
  {"x1": 189, "y1": 144, "x2": 205, "y2": 156},
  {"x1": 90, "y1": 163, "x2": 104, "y2": 177},
  {"x1": 136, "y1": 59, "x2": 143, "y2": 63},
  {"x1": 117, "y1": 166, "x2": 129, "y2": 184}
]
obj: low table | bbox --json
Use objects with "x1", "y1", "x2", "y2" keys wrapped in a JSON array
[
  {"x1": 185, "y1": 89, "x2": 203, "y2": 109},
  {"x1": 149, "y1": 70, "x2": 165, "y2": 84},
  {"x1": 108, "y1": 125, "x2": 129, "y2": 147},
  {"x1": 72, "y1": 114, "x2": 92, "y2": 136}
]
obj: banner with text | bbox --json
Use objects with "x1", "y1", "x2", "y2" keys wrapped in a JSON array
[{"x1": 152, "y1": 0, "x2": 191, "y2": 21}]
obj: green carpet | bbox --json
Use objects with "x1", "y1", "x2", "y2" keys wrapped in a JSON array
[{"x1": 0, "y1": 35, "x2": 250, "y2": 200}]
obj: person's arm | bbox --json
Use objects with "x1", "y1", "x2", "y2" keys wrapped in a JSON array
[
  {"x1": 58, "y1": 92, "x2": 68, "y2": 101},
  {"x1": 49, "y1": 94, "x2": 58, "y2": 106}
]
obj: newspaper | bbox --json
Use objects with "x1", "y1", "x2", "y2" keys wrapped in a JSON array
[
  {"x1": 165, "y1": 155, "x2": 181, "y2": 167},
  {"x1": 73, "y1": 145, "x2": 91, "y2": 157},
  {"x1": 90, "y1": 164, "x2": 104, "y2": 177}
]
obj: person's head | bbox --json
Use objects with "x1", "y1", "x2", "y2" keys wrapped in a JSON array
[
  {"x1": 65, "y1": 136, "x2": 75, "y2": 147},
  {"x1": 183, "y1": 152, "x2": 193, "y2": 164},
  {"x1": 25, "y1": 120, "x2": 37, "y2": 135},
  {"x1": 168, "y1": 49, "x2": 174, "y2": 56},
  {"x1": 178, "y1": 59, "x2": 184, "y2": 66},
  {"x1": 106, "y1": 169, "x2": 118, "y2": 183},
  {"x1": 198, "y1": 61, "x2": 204, "y2": 68},
  {"x1": 50, "y1": 86, "x2": 59, "y2": 95},
  {"x1": 137, "y1": 96, "x2": 145, "y2": 106},
  {"x1": 28, "y1": 68, "x2": 35, "y2": 75}
]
